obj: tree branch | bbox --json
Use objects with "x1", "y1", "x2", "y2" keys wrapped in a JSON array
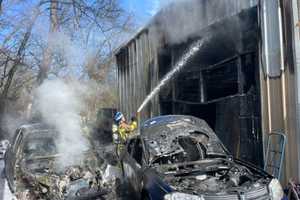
[{"x1": 1, "y1": 9, "x2": 39, "y2": 99}]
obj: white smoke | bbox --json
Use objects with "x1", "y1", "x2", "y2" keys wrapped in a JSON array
[
  {"x1": 35, "y1": 79, "x2": 89, "y2": 167},
  {"x1": 1, "y1": 88, "x2": 33, "y2": 139},
  {"x1": 48, "y1": 31, "x2": 87, "y2": 68},
  {"x1": 150, "y1": 0, "x2": 257, "y2": 45}
]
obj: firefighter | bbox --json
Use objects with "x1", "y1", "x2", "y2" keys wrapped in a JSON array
[{"x1": 112, "y1": 112, "x2": 137, "y2": 155}]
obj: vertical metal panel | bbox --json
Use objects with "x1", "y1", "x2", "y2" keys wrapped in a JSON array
[
  {"x1": 128, "y1": 43, "x2": 132, "y2": 119},
  {"x1": 125, "y1": 47, "x2": 129, "y2": 118},
  {"x1": 132, "y1": 43, "x2": 135, "y2": 117},
  {"x1": 292, "y1": 0, "x2": 300, "y2": 182},
  {"x1": 122, "y1": 52, "x2": 126, "y2": 113},
  {"x1": 149, "y1": 34, "x2": 154, "y2": 117},
  {"x1": 133, "y1": 41, "x2": 137, "y2": 114},
  {"x1": 278, "y1": 0, "x2": 299, "y2": 184},
  {"x1": 116, "y1": 55, "x2": 120, "y2": 110},
  {"x1": 118, "y1": 53, "x2": 122, "y2": 112},
  {"x1": 118, "y1": 54, "x2": 121, "y2": 111},
  {"x1": 119, "y1": 53, "x2": 123, "y2": 112},
  {"x1": 141, "y1": 33, "x2": 147, "y2": 119},
  {"x1": 140, "y1": 33, "x2": 146, "y2": 115},
  {"x1": 120, "y1": 51, "x2": 124, "y2": 113},
  {"x1": 150, "y1": 33, "x2": 159, "y2": 116},
  {"x1": 130, "y1": 40, "x2": 136, "y2": 115},
  {"x1": 130, "y1": 44, "x2": 133, "y2": 117},
  {"x1": 136, "y1": 37, "x2": 141, "y2": 109},
  {"x1": 118, "y1": 54, "x2": 122, "y2": 111},
  {"x1": 144, "y1": 33, "x2": 150, "y2": 119},
  {"x1": 261, "y1": 0, "x2": 282, "y2": 77},
  {"x1": 139, "y1": 34, "x2": 144, "y2": 114},
  {"x1": 122, "y1": 51, "x2": 126, "y2": 113},
  {"x1": 139, "y1": 34, "x2": 144, "y2": 119},
  {"x1": 145, "y1": 32, "x2": 151, "y2": 119},
  {"x1": 134, "y1": 41, "x2": 138, "y2": 114},
  {"x1": 128, "y1": 43, "x2": 133, "y2": 119},
  {"x1": 136, "y1": 37, "x2": 141, "y2": 111}
]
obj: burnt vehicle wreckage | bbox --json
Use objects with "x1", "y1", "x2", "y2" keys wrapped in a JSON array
[
  {"x1": 119, "y1": 115, "x2": 283, "y2": 200},
  {"x1": 3, "y1": 116, "x2": 284, "y2": 200},
  {"x1": 4, "y1": 124, "x2": 120, "y2": 200}
]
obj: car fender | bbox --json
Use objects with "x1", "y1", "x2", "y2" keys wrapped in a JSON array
[{"x1": 143, "y1": 169, "x2": 173, "y2": 200}]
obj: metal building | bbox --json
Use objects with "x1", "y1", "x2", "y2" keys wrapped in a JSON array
[{"x1": 115, "y1": 0, "x2": 300, "y2": 184}]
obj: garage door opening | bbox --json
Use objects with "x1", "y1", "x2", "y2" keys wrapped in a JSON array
[{"x1": 158, "y1": 7, "x2": 263, "y2": 166}]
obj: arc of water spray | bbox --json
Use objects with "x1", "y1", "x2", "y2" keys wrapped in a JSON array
[{"x1": 137, "y1": 38, "x2": 208, "y2": 113}]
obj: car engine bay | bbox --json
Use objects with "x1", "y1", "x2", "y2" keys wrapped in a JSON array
[{"x1": 157, "y1": 158, "x2": 270, "y2": 195}]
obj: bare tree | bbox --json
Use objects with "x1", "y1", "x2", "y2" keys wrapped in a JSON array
[
  {"x1": 35, "y1": 0, "x2": 131, "y2": 84},
  {"x1": 0, "y1": 8, "x2": 40, "y2": 137},
  {"x1": 0, "y1": 0, "x2": 2, "y2": 14},
  {"x1": 37, "y1": 0, "x2": 59, "y2": 84},
  {"x1": 0, "y1": 0, "x2": 132, "y2": 137}
]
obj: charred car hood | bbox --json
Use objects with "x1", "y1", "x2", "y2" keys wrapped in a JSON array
[{"x1": 141, "y1": 115, "x2": 227, "y2": 160}]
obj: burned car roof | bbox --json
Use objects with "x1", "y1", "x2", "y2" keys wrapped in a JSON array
[{"x1": 141, "y1": 115, "x2": 228, "y2": 157}]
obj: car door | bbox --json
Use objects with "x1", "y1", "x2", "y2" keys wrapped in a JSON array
[
  {"x1": 5, "y1": 128, "x2": 23, "y2": 192},
  {"x1": 122, "y1": 137, "x2": 145, "y2": 199}
]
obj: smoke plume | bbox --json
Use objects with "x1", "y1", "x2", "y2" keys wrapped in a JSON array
[
  {"x1": 150, "y1": 0, "x2": 257, "y2": 46},
  {"x1": 35, "y1": 79, "x2": 88, "y2": 167}
]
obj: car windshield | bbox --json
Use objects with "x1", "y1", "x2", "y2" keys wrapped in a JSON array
[{"x1": 23, "y1": 132, "x2": 58, "y2": 159}]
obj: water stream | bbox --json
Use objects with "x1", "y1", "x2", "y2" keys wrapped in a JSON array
[{"x1": 137, "y1": 38, "x2": 208, "y2": 113}]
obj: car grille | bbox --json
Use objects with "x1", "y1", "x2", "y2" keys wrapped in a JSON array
[{"x1": 203, "y1": 186, "x2": 270, "y2": 200}]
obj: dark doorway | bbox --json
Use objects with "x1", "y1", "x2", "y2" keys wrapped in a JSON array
[{"x1": 158, "y1": 7, "x2": 263, "y2": 167}]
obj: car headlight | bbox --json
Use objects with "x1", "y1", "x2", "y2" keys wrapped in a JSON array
[
  {"x1": 268, "y1": 179, "x2": 283, "y2": 200},
  {"x1": 164, "y1": 192, "x2": 204, "y2": 200}
]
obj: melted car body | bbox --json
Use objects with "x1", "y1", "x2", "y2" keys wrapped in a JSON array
[
  {"x1": 120, "y1": 115, "x2": 283, "y2": 200},
  {"x1": 4, "y1": 124, "x2": 117, "y2": 200}
]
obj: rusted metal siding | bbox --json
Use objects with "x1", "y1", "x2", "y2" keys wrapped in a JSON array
[{"x1": 259, "y1": 0, "x2": 300, "y2": 184}]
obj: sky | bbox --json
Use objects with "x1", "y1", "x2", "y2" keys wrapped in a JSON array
[{"x1": 120, "y1": 0, "x2": 165, "y2": 27}]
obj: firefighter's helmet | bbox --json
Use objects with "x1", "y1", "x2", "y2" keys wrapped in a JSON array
[{"x1": 114, "y1": 112, "x2": 123, "y2": 123}]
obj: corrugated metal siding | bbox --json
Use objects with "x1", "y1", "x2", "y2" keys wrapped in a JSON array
[
  {"x1": 116, "y1": 30, "x2": 160, "y2": 121},
  {"x1": 151, "y1": 0, "x2": 258, "y2": 45},
  {"x1": 202, "y1": 0, "x2": 257, "y2": 23},
  {"x1": 298, "y1": 0, "x2": 300, "y2": 35},
  {"x1": 116, "y1": 0, "x2": 259, "y2": 119}
]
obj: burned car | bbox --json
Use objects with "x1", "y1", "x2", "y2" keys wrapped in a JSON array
[
  {"x1": 120, "y1": 115, "x2": 283, "y2": 200},
  {"x1": 4, "y1": 123, "x2": 118, "y2": 200}
]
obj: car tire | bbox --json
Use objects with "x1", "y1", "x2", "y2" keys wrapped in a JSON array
[{"x1": 142, "y1": 191, "x2": 151, "y2": 200}]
